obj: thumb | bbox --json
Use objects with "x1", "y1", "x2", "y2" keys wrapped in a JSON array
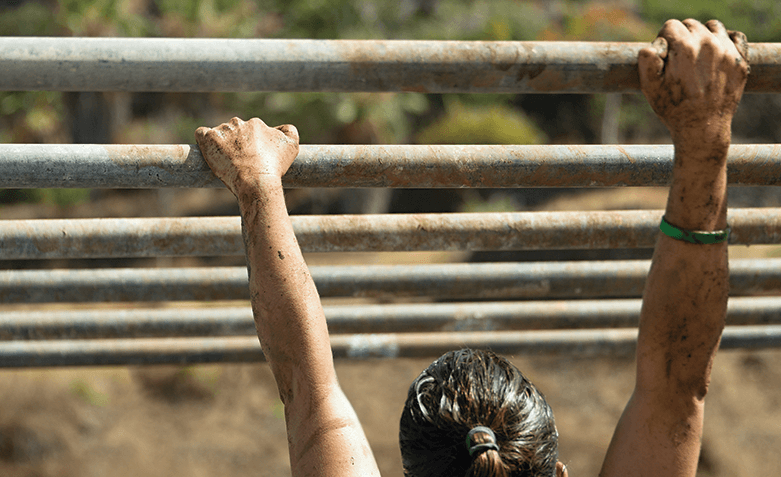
[
  {"x1": 195, "y1": 126, "x2": 210, "y2": 144},
  {"x1": 728, "y1": 30, "x2": 750, "y2": 70},
  {"x1": 276, "y1": 124, "x2": 300, "y2": 144},
  {"x1": 638, "y1": 37, "x2": 666, "y2": 91}
]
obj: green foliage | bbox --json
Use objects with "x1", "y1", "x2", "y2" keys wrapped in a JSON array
[
  {"x1": 0, "y1": 0, "x2": 779, "y2": 209},
  {"x1": 0, "y1": 189, "x2": 91, "y2": 208},
  {"x1": 272, "y1": 0, "x2": 364, "y2": 39},
  {"x1": 0, "y1": 91, "x2": 65, "y2": 142},
  {"x1": 57, "y1": 0, "x2": 153, "y2": 36},
  {"x1": 153, "y1": 0, "x2": 261, "y2": 37},
  {"x1": 224, "y1": 92, "x2": 428, "y2": 144},
  {"x1": 40, "y1": 188, "x2": 93, "y2": 208},
  {"x1": 0, "y1": 1, "x2": 60, "y2": 35},
  {"x1": 461, "y1": 191, "x2": 519, "y2": 213},
  {"x1": 417, "y1": 99, "x2": 545, "y2": 145},
  {"x1": 641, "y1": 0, "x2": 781, "y2": 42},
  {"x1": 70, "y1": 379, "x2": 109, "y2": 407},
  {"x1": 539, "y1": 2, "x2": 657, "y2": 41}
]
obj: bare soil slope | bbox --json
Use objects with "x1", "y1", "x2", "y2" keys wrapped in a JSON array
[
  {"x1": 0, "y1": 350, "x2": 780, "y2": 477},
  {"x1": 1, "y1": 189, "x2": 779, "y2": 476}
]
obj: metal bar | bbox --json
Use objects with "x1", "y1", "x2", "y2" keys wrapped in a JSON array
[
  {"x1": 0, "y1": 217, "x2": 243, "y2": 259},
  {"x1": 0, "y1": 259, "x2": 779, "y2": 303},
  {"x1": 3, "y1": 297, "x2": 781, "y2": 340},
  {"x1": 1, "y1": 38, "x2": 778, "y2": 93},
  {"x1": 1, "y1": 144, "x2": 781, "y2": 189},
  {"x1": 1, "y1": 326, "x2": 780, "y2": 367},
  {"x1": 1, "y1": 208, "x2": 780, "y2": 259}
]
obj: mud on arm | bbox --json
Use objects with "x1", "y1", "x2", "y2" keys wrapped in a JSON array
[
  {"x1": 195, "y1": 118, "x2": 380, "y2": 477},
  {"x1": 600, "y1": 19, "x2": 749, "y2": 477}
]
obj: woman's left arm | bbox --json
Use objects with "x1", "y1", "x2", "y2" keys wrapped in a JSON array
[{"x1": 195, "y1": 117, "x2": 380, "y2": 477}]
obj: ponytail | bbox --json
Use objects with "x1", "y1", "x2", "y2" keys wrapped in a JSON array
[
  {"x1": 399, "y1": 348, "x2": 559, "y2": 477},
  {"x1": 465, "y1": 426, "x2": 508, "y2": 477}
]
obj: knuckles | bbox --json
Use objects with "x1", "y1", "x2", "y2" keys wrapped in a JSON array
[
  {"x1": 697, "y1": 33, "x2": 719, "y2": 53},
  {"x1": 639, "y1": 19, "x2": 749, "y2": 127},
  {"x1": 704, "y1": 19, "x2": 724, "y2": 31}
]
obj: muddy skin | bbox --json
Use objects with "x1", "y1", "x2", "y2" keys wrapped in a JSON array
[
  {"x1": 196, "y1": 118, "x2": 381, "y2": 476},
  {"x1": 194, "y1": 17, "x2": 748, "y2": 477},
  {"x1": 600, "y1": 18, "x2": 746, "y2": 477}
]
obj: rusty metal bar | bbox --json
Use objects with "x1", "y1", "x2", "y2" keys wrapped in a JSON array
[
  {"x1": 0, "y1": 217, "x2": 243, "y2": 260},
  {"x1": 1, "y1": 38, "x2": 777, "y2": 93},
  {"x1": 2, "y1": 297, "x2": 780, "y2": 340},
  {"x1": 0, "y1": 259, "x2": 779, "y2": 303},
  {"x1": 1, "y1": 208, "x2": 780, "y2": 259},
  {"x1": 1, "y1": 325, "x2": 779, "y2": 367},
  {"x1": 1, "y1": 144, "x2": 781, "y2": 189}
]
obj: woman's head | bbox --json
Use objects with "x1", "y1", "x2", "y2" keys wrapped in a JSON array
[{"x1": 399, "y1": 348, "x2": 559, "y2": 477}]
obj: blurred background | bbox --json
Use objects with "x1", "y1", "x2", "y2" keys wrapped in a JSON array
[
  {"x1": 2, "y1": 0, "x2": 781, "y2": 216},
  {"x1": 1, "y1": 1, "x2": 780, "y2": 476}
]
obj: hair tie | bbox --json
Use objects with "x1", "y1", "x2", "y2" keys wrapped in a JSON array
[{"x1": 465, "y1": 426, "x2": 500, "y2": 457}]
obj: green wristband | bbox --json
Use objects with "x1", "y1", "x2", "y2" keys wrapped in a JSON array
[{"x1": 659, "y1": 216, "x2": 730, "y2": 244}]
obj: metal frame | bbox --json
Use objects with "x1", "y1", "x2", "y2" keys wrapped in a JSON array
[
  {"x1": 1, "y1": 38, "x2": 777, "y2": 93},
  {"x1": 2, "y1": 259, "x2": 781, "y2": 303},
  {"x1": 3, "y1": 297, "x2": 781, "y2": 340},
  {"x1": 2, "y1": 144, "x2": 781, "y2": 188},
  {"x1": 1, "y1": 38, "x2": 780, "y2": 366},
  {"x1": 2, "y1": 326, "x2": 780, "y2": 367},
  {"x1": 1, "y1": 208, "x2": 781, "y2": 259}
]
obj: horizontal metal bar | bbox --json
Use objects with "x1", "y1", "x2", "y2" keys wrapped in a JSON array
[
  {"x1": 0, "y1": 217, "x2": 243, "y2": 260},
  {"x1": 2, "y1": 326, "x2": 780, "y2": 367},
  {"x1": 1, "y1": 144, "x2": 780, "y2": 188},
  {"x1": 1, "y1": 208, "x2": 779, "y2": 259},
  {"x1": 1, "y1": 259, "x2": 779, "y2": 303},
  {"x1": 1, "y1": 38, "x2": 778, "y2": 93},
  {"x1": 3, "y1": 297, "x2": 780, "y2": 340}
]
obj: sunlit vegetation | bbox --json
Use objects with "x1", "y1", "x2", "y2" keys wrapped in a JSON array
[{"x1": 0, "y1": 0, "x2": 777, "y2": 207}]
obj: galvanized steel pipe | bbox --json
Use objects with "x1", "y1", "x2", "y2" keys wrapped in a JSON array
[
  {"x1": 1, "y1": 144, "x2": 781, "y2": 188},
  {"x1": 2, "y1": 326, "x2": 780, "y2": 367},
  {"x1": 3, "y1": 297, "x2": 781, "y2": 340},
  {"x1": 1, "y1": 208, "x2": 780, "y2": 259},
  {"x1": 1, "y1": 259, "x2": 779, "y2": 303},
  {"x1": 1, "y1": 38, "x2": 778, "y2": 93}
]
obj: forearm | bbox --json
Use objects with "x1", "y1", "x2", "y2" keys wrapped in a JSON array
[
  {"x1": 237, "y1": 178, "x2": 337, "y2": 404},
  {"x1": 196, "y1": 118, "x2": 380, "y2": 475},
  {"x1": 601, "y1": 139, "x2": 730, "y2": 477},
  {"x1": 636, "y1": 137, "x2": 729, "y2": 400}
]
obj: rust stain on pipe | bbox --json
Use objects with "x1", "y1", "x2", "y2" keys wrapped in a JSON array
[{"x1": 2, "y1": 208, "x2": 781, "y2": 259}]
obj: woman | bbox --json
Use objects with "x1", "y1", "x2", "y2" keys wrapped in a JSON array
[{"x1": 194, "y1": 18, "x2": 748, "y2": 476}]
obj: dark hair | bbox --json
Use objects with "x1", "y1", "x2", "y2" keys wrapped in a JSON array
[{"x1": 399, "y1": 348, "x2": 558, "y2": 477}]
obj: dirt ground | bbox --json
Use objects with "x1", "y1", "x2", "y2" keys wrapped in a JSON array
[
  {"x1": 1, "y1": 350, "x2": 780, "y2": 477},
  {"x1": 1, "y1": 188, "x2": 780, "y2": 476}
]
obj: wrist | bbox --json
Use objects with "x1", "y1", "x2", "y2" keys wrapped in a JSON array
[
  {"x1": 665, "y1": 170, "x2": 728, "y2": 231},
  {"x1": 666, "y1": 133, "x2": 729, "y2": 232},
  {"x1": 235, "y1": 175, "x2": 284, "y2": 208},
  {"x1": 671, "y1": 123, "x2": 732, "y2": 159}
]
